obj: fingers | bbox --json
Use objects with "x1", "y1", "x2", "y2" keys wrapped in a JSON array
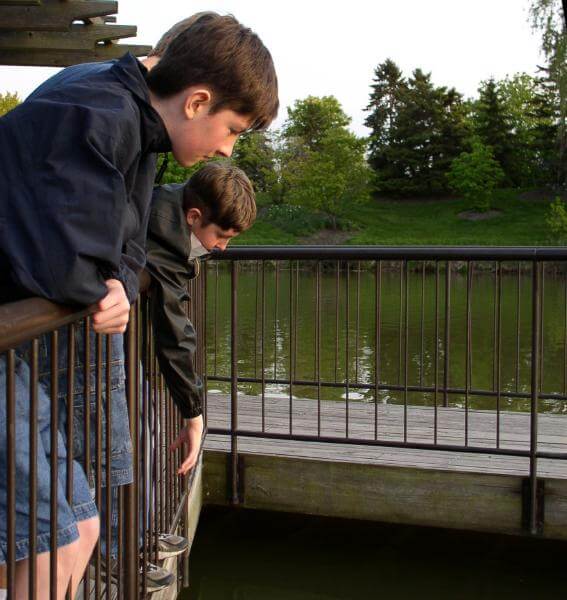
[
  {"x1": 92, "y1": 279, "x2": 130, "y2": 334},
  {"x1": 178, "y1": 449, "x2": 198, "y2": 476}
]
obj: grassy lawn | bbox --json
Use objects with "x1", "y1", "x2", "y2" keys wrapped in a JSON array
[{"x1": 234, "y1": 190, "x2": 558, "y2": 246}]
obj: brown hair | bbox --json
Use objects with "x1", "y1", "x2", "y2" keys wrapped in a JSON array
[
  {"x1": 146, "y1": 12, "x2": 278, "y2": 131},
  {"x1": 148, "y1": 13, "x2": 208, "y2": 57},
  {"x1": 183, "y1": 162, "x2": 256, "y2": 232}
]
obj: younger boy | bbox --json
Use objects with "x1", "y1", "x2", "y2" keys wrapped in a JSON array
[{"x1": 147, "y1": 161, "x2": 255, "y2": 435}]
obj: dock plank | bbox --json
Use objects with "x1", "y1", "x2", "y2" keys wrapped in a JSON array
[{"x1": 204, "y1": 393, "x2": 567, "y2": 479}]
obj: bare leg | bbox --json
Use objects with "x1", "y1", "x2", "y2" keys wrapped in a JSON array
[
  {"x1": 14, "y1": 537, "x2": 80, "y2": 600},
  {"x1": 70, "y1": 516, "x2": 100, "y2": 598}
]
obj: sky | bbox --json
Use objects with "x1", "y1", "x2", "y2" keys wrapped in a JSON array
[{"x1": 0, "y1": 0, "x2": 544, "y2": 136}]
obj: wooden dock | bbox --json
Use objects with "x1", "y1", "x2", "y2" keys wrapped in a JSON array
[{"x1": 202, "y1": 393, "x2": 567, "y2": 540}]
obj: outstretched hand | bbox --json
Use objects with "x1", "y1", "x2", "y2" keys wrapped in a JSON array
[{"x1": 170, "y1": 414, "x2": 204, "y2": 476}]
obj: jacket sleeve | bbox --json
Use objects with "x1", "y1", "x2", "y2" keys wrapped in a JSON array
[
  {"x1": 147, "y1": 242, "x2": 203, "y2": 419},
  {"x1": 1, "y1": 100, "x2": 142, "y2": 305}
]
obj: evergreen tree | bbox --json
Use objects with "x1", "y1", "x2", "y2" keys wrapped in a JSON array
[
  {"x1": 529, "y1": 0, "x2": 566, "y2": 186},
  {"x1": 364, "y1": 59, "x2": 406, "y2": 172},
  {"x1": 473, "y1": 78, "x2": 515, "y2": 184}
]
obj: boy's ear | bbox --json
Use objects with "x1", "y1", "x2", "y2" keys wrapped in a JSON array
[
  {"x1": 186, "y1": 207, "x2": 202, "y2": 226},
  {"x1": 184, "y1": 89, "x2": 212, "y2": 120}
]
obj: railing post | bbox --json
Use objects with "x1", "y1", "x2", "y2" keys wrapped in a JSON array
[
  {"x1": 529, "y1": 261, "x2": 541, "y2": 535},
  {"x1": 124, "y1": 306, "x2": 139, "y2": 598},
  {"x1": 230, "y1": 262, "x2": 239, "y2": 505}
]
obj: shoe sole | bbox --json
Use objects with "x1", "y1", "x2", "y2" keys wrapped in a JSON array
[{"x1": 157, "y1": 547, "x2": 189, "y2": 560}]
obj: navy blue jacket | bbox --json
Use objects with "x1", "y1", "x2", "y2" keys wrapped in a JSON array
[{"x1": 0, "y1": 53, "x2": 171, "y2": 305}]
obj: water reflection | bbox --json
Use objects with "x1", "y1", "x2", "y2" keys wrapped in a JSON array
[{"x1": 207, "y1": 262, "x2": 567, "y2": 413}]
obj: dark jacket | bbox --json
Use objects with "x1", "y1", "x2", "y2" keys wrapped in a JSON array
[
  {"x1": 0, "y1": 53, "x2": 171, "y2": 305},
  {"x1": 146, "y1": 184, "x2": 203, "y2": 419}
]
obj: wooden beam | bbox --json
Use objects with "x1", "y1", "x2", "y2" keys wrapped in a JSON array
[
  {"x1": 0, "y1": 0, "x2": 41, "y2": 6},
  {"x1": 203, "y1": 450, "x2": 567, "y2": 541},
  {"x1": 0, "y1": 1, "x2": 118, "y2": 31},
  {"x1": 0, "y1": 24, "x2": 138, "y2": 50},
  {"x1": 0, "y1": 43, "x2": 151, "y2": 66}
]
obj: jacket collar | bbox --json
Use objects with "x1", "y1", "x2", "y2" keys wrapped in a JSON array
[{"x1": 110, "y1": 53, "x2": 171, "y2": 154}]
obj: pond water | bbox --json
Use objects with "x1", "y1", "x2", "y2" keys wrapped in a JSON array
[
  {"x1": 206, "y1": 263, "x2": 567, "y2": 413},
  {"x1": 180, "y1": 506, "x2": 567, "y2": 600}
]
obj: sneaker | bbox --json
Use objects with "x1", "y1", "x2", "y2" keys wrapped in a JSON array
[
  {"x1": 144, "y1": 563, "x2": 175, "y2": 594},
  {"x1": 94, "y1": 560, "x2": 175, "y2": 594},
  {"x1": 156, "y1": 533, "x2": 189, "y2": 560}
]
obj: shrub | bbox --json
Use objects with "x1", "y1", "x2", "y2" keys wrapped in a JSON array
[{"x1": 546, "y1": 196, "x2": 567, "y2": 243}]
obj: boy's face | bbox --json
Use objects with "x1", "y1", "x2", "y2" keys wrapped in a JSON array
[
  {"x1": 187, "y1": 210, "x2": 239, "y2": 251},
  {"x1": 166, "y1": 89, "x2": 251, "y2": 167}
]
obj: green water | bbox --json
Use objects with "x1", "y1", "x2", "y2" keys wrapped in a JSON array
[
  {"x1": 206, "y1": 262, "x2": 567, "y2": 413},
  {"x1": 181, "y1": 507, "x2": 567, "y2": 600}
]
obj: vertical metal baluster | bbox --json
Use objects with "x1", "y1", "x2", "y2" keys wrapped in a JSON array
[
  {"x1": 274, "y1": 262, "x2": 279, "y2": 380},
  {"x1": 564, "y1": 271, "x2": 567, "y2": 396},
  {"x1": 316, "y1": 261, "x2": 322, "y2": 437},
  {"x1": 403, "y1": 260, "x2": 409, "y2": 443},
  {"x1": 539, "y1": 263, "x2": 545, "y2": 393},
  {"x1": 231, "y1": 262, "x2": 239, "y2": 505},
  {"x1": 94, "y1": 334, "x2": 102, "y2": 600},
  {"x1": 398, "y1": 262, "x2": 403, "y2": 386},
  {"x1": 65, "y1": 326, "x2": 75, "y2": 600},
  {"x1": 142, "y1": 297, "x2": 149, "y2": 599},
  {"x1": 465, "y1": 262, "x2": 472, "y2": 447},
  {"x1": 443, "y1": 262, "x2": 451, "y2": 408},
  {"x1": 375, "y1": 261, "x2": 382, "y2": 441},
  {"x1": 492, "y1": 262, "x2": 498, "y2": 392},
  {"x1": 254, "y1": 261, "x2": 259, "y2": 379},
  {"x1": 420, "y1": 262, "x2": 426, "y2": 388},
  {"x1": 355, "y1": 261, "x2": 361, "y2": 384},
  {"x1": 261, "y1": 261, "x2": 266, "y2": 433},
  {"x1": 496, "y1": 262, "x2": 502, "y2": 448},
  {"x1": 124, "y1": 307, "x2": 139, "y2": 598},
  {"x1": 159, "y1": 374, "x2": 165, "y2": 539},
  {"x1": 434, "y1": 262, "x2": 440, "y2": 443},
  {"x1": 82, "y1": 319, "x2": 91, "y2": 600},
  {"x1": 117, "y1": 487, "x2": 123, "y2": 600},
  {"x1": 213, "y1": 261, "x2": 219, "y2": 377},
  {"x1": 529, "y1": 261, "x2": 541, "y2": 535},
  {"x1": 335, "y1": 261, "x2": 340, "y2": 383},
  {"x1": 295, "y1": 261, "x2": 299, "y2": 385},
  {"x1": 345, "y1": 262, "x2": 350, "y2": 438},
  {"x1": 49, "y1": 331, "x2": 58, "y2": 600},
  {"x1": 29, "y1": 341, "x2": 39, "y2": 600},
  {"x1": 6, "y1": 349, "x2": 15, "y2": 600},
  {"x1": 516, "y1": 262, "x2": 521, "y2": 393},
  {"x1": 289, "y1": 261, "x2": 294, "y2": 435},
  {"x1": 105, "y1": 335, "x2": 112, "y2": 600},
  {"x1": 203, "y1": 262, "x2": 208, "y2": 428},
  {"x1": 152, "y1": 339, "x2": 159, "y2": 567}
]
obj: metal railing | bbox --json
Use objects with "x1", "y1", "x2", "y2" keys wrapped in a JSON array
[
  {"x1": 204, "y1": 246, "x2": 567, "y2": 536},
  {"x1": 0, "y1": 274, "x2": 206, "y2": 599}
]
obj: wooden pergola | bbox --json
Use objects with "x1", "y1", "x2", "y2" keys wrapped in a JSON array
[{"x1": 0, "y1": 0, "x2": 151, "y2": 67}]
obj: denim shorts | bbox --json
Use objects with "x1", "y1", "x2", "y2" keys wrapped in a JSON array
[
  {"x1": 37, "y1": 324, "x2": 134, "y2": 487},
  {"x1": 0, "y1": 353, "x2": 98, "y2": 564}
]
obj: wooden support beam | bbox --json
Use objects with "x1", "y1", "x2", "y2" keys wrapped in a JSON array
[
  {"x1": 0, "y1": 42, "x2": 151, "y2": 66},
  {"x1": 0, "y1": 24, "x2": 138, "y2": 50},
  {"x1": 0, "y1": 1, "x2": 118, "y2": 31}
]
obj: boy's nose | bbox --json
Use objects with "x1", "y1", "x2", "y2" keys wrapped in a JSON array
[
  {"x1": 216, "y1": 239, "x2": 229, "y2": 250},
  {"x1": 217, "y1": 138, "x2": 237, "y2": 158}
]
